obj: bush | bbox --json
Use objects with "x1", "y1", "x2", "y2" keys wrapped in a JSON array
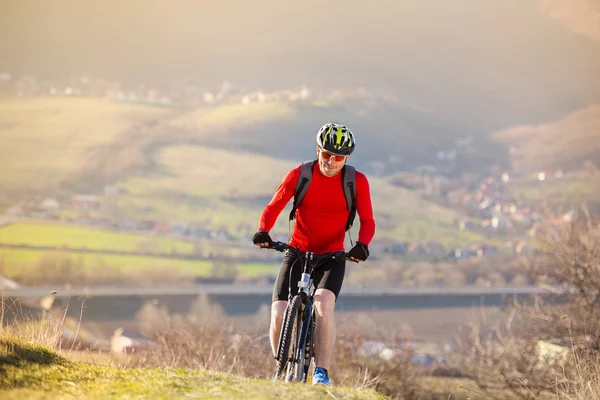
[{"x1": 453, "y1": 216, "x2": 600, "y2": 399}]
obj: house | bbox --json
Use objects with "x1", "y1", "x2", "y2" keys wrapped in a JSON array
[
  {"x1": 137, "y1": 220, "x2": 157, "y2": 231},
  {"x1": 458, "y1": 218, "x2": 477, "y2": 231},
  {"x1": 72, "y1": 195, "x2": 101, "y2": 211},
  {"x1": 407, "y1": 242, "x2": 428, "y2": 257},
  {"x1": 476, "y1": 245, "x2": 499, "y2": 258},
  {"x1": 387, "y1": 242, "x2": 408, "y2": 256},
  {"x1": 153, "y1": 222, "x2": 172, "y2": 235},
  {"x1": 170, "y1": 222, "x2": 188, "y2": 236},
  {"x1": 454, "y1": 247, "x2": 478, "y2": 259},
  {"x1": 40, "y1": 198, "x2": 60, "y2": 211},
  {"x1": 7, "y1": 205, "x2": 24, "y2": 217},
  {"x1": 425, "y1": 242, "x2": 447, "y2": 259}
]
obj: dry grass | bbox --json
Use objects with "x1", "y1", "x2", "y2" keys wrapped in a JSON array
[
  {"x1": 0, "y1": 96, "x2": 170, "y2": 194},
  {"x1": 451, "y1": 216, "x2": 600, "y2": 399}
]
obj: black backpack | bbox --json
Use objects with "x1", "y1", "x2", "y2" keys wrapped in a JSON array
[{"x1": 288, "y1": 160, "x2": 357, "y2": 231}]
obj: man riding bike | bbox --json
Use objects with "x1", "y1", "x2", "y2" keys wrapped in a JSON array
[{"x1": 252, "y1": 123, "x2": 376, "y2": 386}]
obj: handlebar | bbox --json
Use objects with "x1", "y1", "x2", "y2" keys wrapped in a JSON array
[{"x1": 263, "y1": 241, "x2": 358, "y2": 263}]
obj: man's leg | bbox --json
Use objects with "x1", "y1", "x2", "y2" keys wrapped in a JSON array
[
  {"x1": 270, "y1": 252, "x2": 297, "y2": 356},
  {"x1": 313, "y1": 288, "x2": 337, "y2": 370},
  {"x1": 269, "y1": 300, "x2": 288, "y2": 357}
]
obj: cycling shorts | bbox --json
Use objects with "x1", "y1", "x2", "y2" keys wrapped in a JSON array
[{"x1": 272, "y1": 250, "x2": 346, "y2": 302}]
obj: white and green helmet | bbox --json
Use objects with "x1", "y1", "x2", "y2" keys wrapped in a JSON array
[{"x1": 316, "y1": 123, "x2": 356, "y2": 155}]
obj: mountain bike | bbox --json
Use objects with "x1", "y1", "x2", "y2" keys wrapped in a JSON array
[{"x1": 265, "y1": 241, "x2": 356, "y2": 383}]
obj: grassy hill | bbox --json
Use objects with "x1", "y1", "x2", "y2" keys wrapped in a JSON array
[
  {"x1": 0, "y1": 96, "x2": 488, "y2": 249},
  {"x1": 493, "y1": 104, "x2": 600, "y2": 174},
  {"x1": 117, "y1": 142, "x2": 482, "y2": 247},
  {"x1": 0, "y1": 338, "x2": 389, "y2": 399},
  {"x1": 0, "y1": 97, "x2": 171, "y2": 197}
]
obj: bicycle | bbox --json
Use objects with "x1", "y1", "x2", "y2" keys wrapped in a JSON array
[{"x1": 264, "y1": 241, "x2": 356, "y2": 383}]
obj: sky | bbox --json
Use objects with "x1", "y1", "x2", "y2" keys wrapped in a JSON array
[{"x1": 2, "y1": 0, "x2": 599, "y2": 129}]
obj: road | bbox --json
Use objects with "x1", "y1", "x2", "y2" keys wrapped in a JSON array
[{"x1": 2, "y1": 285, "x2": 561, "y2": 321}]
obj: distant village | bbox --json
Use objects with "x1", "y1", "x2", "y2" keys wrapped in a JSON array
[
  {"x1": 4, "y1": 168, "x2": 587, "y2": 263},
  {"x1": 1, "y1": 72, "x2": 340, "y2": 109}
]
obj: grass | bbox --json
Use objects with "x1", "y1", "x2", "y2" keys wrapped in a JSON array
[
  {"x1": 170, "y1": 101, "x2": 296, "y2": 131},
  {"x1": 0, "y1": 96, "x2": 170, "y2": 194},
  {"x1": 0, "y1": 95, "x2": 491, "y2": 251},
  {"x1": 119, "y1": 143, "x2": 486, "y2": 247},
  {"x1": 0, "y1": 248, "x2": 279, "y2": 285},
  {"x1": 0, "y1": 221, "x2": 195, "y2": 253},
  {"x1": 493, "y1": 104, "x2": 600, "y2": 174},
  {"x1": 0, "y1": 338, "x2": 389, "y2": 400},
  {"x1": 511, "y1": 172, "x2": 600, "y2": 207},
  {"x1": 0, "y1": 222, "x2": 280, "y2": 284}
]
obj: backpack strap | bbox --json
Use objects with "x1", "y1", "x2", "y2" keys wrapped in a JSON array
[
  {"x1": 342, "y1": 165, "x2": 357, "y2": 231},
  {"x1": 288, "y1": 161, "x2": 357, "y2": 232},
  {"x1": 289, "y1": 160, "x2": 317, "y2": 222}
]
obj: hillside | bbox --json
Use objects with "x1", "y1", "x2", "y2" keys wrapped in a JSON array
[
  {"x1": 493, "y1": 104, "x2": 600, "y2": 173},
  {"x1": 0, "y1": 97, "x2": 171, "y2": 197},
  {"x1": 117, "y1": 142, "x2": 481, "y2": 247},
  {"x1": 0, "y1": 338, "x2": 389, "y2": 399}
]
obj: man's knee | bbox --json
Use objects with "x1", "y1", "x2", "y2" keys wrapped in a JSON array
[{"x1": 314, "y1": 289, "x2": 336, "y2": 319}]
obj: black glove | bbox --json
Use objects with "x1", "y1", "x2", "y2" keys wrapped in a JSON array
[
  {"x1": 252, "y1": 230, "x2": 273, "y2": 246},
  {"x1": 347, "y1": 242, "x2": 369, "y2": 261}
]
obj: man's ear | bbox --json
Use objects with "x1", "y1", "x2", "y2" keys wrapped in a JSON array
[{"x1": 316, "y1": 146, "x2": 320, "y2": 157}]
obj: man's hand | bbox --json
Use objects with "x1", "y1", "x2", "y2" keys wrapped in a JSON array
[
  {"x1": 347, "y1": 242, "x2": 369, "y2": 262},
  {"x1": 252, "y1": 230, "x2": 273, "y2": 247}
]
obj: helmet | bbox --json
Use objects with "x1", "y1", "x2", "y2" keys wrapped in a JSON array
[{"x1": 316, "y1": 123, "x2": 356, "y2": 155}]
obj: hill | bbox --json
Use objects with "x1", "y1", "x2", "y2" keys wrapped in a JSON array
[
  {"x1": 0, "y1": 338, "x2": 389, "y2": 399},
  {"x1": 493, "y1": 104, "x2": 600, "y2": 173},
  {"x1": 0, "y1": 97, "x2": 170, "y2": 198},
  {"x1": 116, "y1": 142, "x2": 482, "y2": 247}
]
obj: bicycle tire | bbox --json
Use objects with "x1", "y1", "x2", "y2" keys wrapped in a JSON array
[
  {"x1": 305, "y1": 310, "x2": 317, "y2": 381},
  {"x1": 275, "y1": 295, "x2": 302, "y2": 379},
  {"x1": 288, "y1": 301, "x2": 304, "y2": 382},
  {"x1": 294, "y1": 303, "x2": 314, "y2": 382}
]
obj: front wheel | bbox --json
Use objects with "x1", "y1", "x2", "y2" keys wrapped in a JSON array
[
  {"x1": 274, "y1": 295, "x2": 302, "y2": 380},
  {"x1": 295, "y1": 305, "x2": 315, "y2": 382}
]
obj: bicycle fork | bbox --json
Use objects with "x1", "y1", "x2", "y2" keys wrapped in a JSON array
[{"x1": 296, "y1": 295, "x2": 314, "y2": 382}]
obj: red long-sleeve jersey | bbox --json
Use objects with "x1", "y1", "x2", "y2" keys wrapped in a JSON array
[{"x1": 258, "y1": 163, "x2": 376, "y2": 253}]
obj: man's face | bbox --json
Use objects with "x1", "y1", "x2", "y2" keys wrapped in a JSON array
[{"x1": 316, "y1": 146, "x2": 347, "y2": 177}]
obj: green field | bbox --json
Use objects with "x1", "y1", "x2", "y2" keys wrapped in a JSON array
[
  {"x1": 117, "y1": 143, "x2": 483, "y2": 247},
  {"x1": 0, "y1": 96, "x2": 490, "y2": 250},
  {"x1": 0, "y1": 222, "x2": 195, "y2": 253},
  {"x1": 511, "y1": 172, "x2": 600, "y2": 207},
  {"x1": 0, "y1": 248, "x2": 278, "y2": 281},
  {"x1": 0, "y1": 222, "x2": 280, "y2": 282}
]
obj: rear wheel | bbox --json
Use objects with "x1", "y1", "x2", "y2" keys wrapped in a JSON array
[{"x1": 275, "y1": 295, "x2": 302, "y2": 379}]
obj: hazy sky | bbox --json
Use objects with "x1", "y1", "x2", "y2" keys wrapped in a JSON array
[{"x1": 2, "y1": 0, "x2": 600, "y2": 127}]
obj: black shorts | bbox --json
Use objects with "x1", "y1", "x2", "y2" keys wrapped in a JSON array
[{"x1": 272, "y1": 250, "x2": 346, "y2": 303}]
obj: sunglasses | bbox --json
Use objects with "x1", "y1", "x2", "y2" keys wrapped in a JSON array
[{"x1": 319, "y1": 149, "x2": 347, "y2": 162}]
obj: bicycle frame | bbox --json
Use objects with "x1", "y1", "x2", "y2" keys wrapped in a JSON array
[
  {"x1": 270, "y1": 243, "x2": 353, "y2": 383},
  {"x1": 273, "y1": 251, "x2": 318, "y2": 382},
  {"x1": 291, "y1": 253, "x2": 318, "y2": 383}
]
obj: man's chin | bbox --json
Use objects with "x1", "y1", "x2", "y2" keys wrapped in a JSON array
[{"x1": 320, "y1": 167, "x2": 339, "y2": 177}]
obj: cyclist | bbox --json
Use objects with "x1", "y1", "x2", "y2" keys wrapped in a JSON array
[{"x1": 253, "y1": 122, "x2": 376, "y2": 385}]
